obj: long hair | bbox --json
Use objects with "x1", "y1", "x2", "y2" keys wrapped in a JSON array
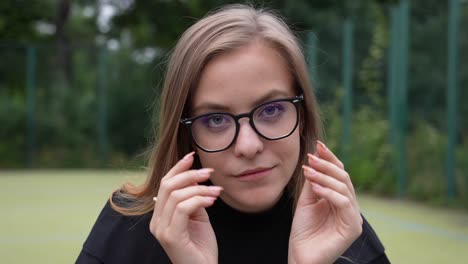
[{"x1": 111, "y1": 4, "x2": 323, "y2": 215}]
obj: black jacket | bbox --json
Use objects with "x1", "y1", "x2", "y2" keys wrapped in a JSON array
[{"x1": 77, "y1": 192, "x2": 390, "y2": 264}]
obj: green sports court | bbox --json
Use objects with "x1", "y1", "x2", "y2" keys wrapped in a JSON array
[{"x1": 1, "y1": 171, "x2": 467, "y2": 263}]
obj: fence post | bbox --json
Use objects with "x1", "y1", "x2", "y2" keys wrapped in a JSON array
[
  {"x1": 446, "y1": 0, "x2": 460, "y2": 199},
  {"x1": 396, "y1": 0, "x2": 410, "y2": 198},
  {"x1": 307, "y1": 32, "x2": 319, "y2": 91},
  {"x1": 97, "y1": 46, "x2": 109, "y2": 167},
  {"x1": 342, "y1": 19, "x2": 354, "y2": 166},
  {"x1": 388, "y1": 6, "x2": 399, "y2": 181},
  {"x1": 26, "y1": 45, "x2": 37, "y2": 168}
]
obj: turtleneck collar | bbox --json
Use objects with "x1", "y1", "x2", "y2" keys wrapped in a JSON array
[{"x1": 206, "y1": 189, "x2": 294, "y2": 232}]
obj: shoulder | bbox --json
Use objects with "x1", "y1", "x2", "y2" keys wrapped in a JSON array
[
  {"x1": 78, "y1": 195, "x2": 171, "y2": 263},
  {"x1": 337, "y1": 215, "x2": 390, "y2": 264}
]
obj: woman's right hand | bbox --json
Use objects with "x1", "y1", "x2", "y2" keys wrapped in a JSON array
[{"x1": 149, "y1": 152, "x2": 222, "y2": 264}]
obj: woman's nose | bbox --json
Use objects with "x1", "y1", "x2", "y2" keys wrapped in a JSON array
[{"x1": 233, "y1": 119, "x2": 264, "y2": 158}]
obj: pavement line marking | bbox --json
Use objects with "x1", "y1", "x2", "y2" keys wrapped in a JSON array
[{"x1": 363, "y1": 210, "x2": 468, "y2": 243}]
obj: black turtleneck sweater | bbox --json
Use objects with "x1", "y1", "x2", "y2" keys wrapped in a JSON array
[{"x1": 76, "y1": 192, "x2": 389, "y2": 264}]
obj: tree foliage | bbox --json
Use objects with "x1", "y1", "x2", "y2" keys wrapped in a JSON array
[{"x1": 1, "y1": 0, "x2": 467, "y2": 207}]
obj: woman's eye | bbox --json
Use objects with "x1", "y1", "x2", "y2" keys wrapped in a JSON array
[
  {"x1": 264, "y1": 106, "x2": 279, "y2": 115},
  {"x1": 209, "y1": 115, "x2": 226, "y2": 126},
  {"x1": 258, "y1": 104, "x2": 284, "y2": 119},
  {"x1": 202, "y1": 114, "x2": 231, "y2": 129}
]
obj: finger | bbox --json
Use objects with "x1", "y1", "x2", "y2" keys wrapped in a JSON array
[
  {"x1": 308, "y1": 153, "x2": 357, "y2": 200},
  {"x1": 297, "y1": 171, "x2": 321, "y2": 207},
  {"x1": 303, "y1": 165, "x2": 352, "y2": 199},
  {"x1": 303, "y1": 165, "x2": 361, "y2": 223},
  {"x1": 150, "y1": 152, "x2": 195, "y2": 237},
  {"x1": 317, "y1": 140, "x2": 344, "y2": 169},
  {"x1": 156, "y1": 152, "x2": 196, "y2": 214},
  {"x1": 159, "y1": 185, "x2": 223, "y2": 230},
  {"x1": 164, "y1": 152, "x2": 196, "y2": 180},
  {"x1": 154, "y1": 151, "x2": 200, "y2": 221},
  {"x1": 307, "y1": 154, "x2": 360, "y2": 213},
  {"x1": 310, "y1": 183, "x2": 361, "y2": 228},
  {"x1": 155, "y1": 168, "x2": 213, "y2": 222},
  {"x1": 169, "y1": 195, "x2": 218, "y2": 237}
]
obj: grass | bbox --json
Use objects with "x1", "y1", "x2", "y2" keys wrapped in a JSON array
[{"x1": 1, "y1": 170, "x2": 467, "y2": 263}]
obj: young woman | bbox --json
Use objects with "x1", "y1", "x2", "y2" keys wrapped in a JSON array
[{"x1": 77, "y1": 4, "x2": 389, "y2": 264}]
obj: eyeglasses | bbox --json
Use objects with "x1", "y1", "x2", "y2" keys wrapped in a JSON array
[{"x1": 180, "y1": 95, "x2": 303, "y2": 153}]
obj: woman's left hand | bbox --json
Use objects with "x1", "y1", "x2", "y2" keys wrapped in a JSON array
[{"x1": 288, "y1": 141, "x2": 363, "y2": 264}]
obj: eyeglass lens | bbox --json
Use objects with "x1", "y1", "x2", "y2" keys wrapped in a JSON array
[{"x1": 190, "y1": 100, "x2": 298, "y2": 151}]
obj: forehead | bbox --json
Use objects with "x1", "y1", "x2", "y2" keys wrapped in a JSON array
[{"x1": 191, "y1": 42, "x2": 295, "y2": 115}]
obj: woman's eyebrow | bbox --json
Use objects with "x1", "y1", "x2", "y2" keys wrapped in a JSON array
[
  {"x1": 251, "y1": 89, "x2": 293, "y2": 106},
  {"x1": 192, "y1": 89, "x2": 293, "y2": 115},
  {"x1": 192, "y1": 102, "x2": 231, "y2": 116}
]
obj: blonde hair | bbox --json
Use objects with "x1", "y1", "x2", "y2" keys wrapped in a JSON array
[{"x1": 111, "y1": 4, "x2": 323, "y2": 215}]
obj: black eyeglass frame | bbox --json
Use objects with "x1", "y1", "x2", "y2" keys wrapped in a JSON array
[{"x1": 180, "y1": 94, "x2": 304, "y2": 153}]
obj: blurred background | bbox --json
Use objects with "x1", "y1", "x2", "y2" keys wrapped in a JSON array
[{"x1": 1, "y1": 0, "x2": 467, "y2": 263}]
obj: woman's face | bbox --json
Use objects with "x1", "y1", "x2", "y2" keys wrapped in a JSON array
[{"x1": 191, "y1": 41, "x2": 300, "y2": 213}]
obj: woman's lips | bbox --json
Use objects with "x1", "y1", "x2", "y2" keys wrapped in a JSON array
[{"x1": 235, "y1": 167, "x2": 274, "y2": 182}]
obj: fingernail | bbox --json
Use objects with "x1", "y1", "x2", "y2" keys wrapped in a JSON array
[
  {"x1": 198, "y1": 168, "x2": 213, "y2": 177},
  {"x1": 206, "y1": 196, "x2": 217, "y2": 202},
  {"x1": 318, "y1": 140, "x2": 328, "y2": 150},
  {"x1": 302, "y1": 165, "x2": 318, "y2": 176},
  {"x1": 183, "y1": 152, "x2": 195, "y2": 161},
  {"x1": 308, "y1": 153, "x2": 320, "y2": 163},
  {"x1": 208, "y1": 186, "x2": 223, "y2": 193}
]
